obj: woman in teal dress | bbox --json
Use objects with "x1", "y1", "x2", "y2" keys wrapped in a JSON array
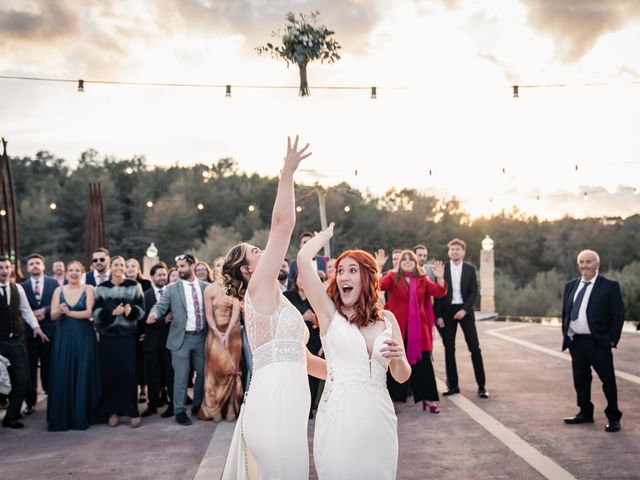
[{"x1": 47, "y1": 261, "x2": 100, "y2": 431}]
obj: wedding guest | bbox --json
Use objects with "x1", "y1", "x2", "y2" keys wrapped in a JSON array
[
  {"x1": 284, "y1": 271, "x2": 323, "y2": 417},
  {"x1": 199, "y1": 278, "x2": 242, "y2": 422},
  {"x1": 212, "y1": 256, "x2": 224, "y2": 282},
  {"x1": 168, "y1": 267, "x2": 180, "y2": 284},
  {"x1": 141, "y1": 262, "x2": 175, "y2": 419},
  {"x1": 195, "y1": 262, "x2": 214, "y2": 283},
  {"x1": 278, "y1": 259, "x2": 290, "y2": 292},
  {"x1": 326, "y1": 258, "x2": 336, "y2": 279},
  {"x1": 391, "y1": 250, "x2": 402, "y2": 271},
  {"x1": 21, "y1": 253, "x2": 59, "y2": 415},
  {"x1": 125, "y1": 257, "x2": 150, "y2": 404},
  {"x1": 84, "y1": 248, "x2": 111, "y2": 286},
  {"x1": 93, "y1": 256, "x2": 145, "y2": 428},
  {"x1": 52, "y1": 260, "x2": 66, "y2": 286},
  {"x1": 378, "y1": 250, "x2": 448, "y2": 412},
  {"x1": 0, "y1": 256, "x2": 49, "y2": 429},
  {"x1": 287, "y1": 231, "x2": 327, "y2": 289},
  {"x1": 47, "y1": 261, "x2": 100, "y2": 431}
]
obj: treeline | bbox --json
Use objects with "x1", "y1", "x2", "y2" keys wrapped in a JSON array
[{"x1": 11, "y1": 150, "x2": 640, "y2": 320}]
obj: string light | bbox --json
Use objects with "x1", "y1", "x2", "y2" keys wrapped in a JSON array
[
  {"x1": 197, "y1": 203, "x2": 204, "y2": 210},
  {"x1": 296, "y1": 206, "x2": 302, "y2": 212},
  {"x1": 146, "y1": 201, "x2": 154, "y2": 208},
  {"x1": 512, "y1": 85, "x2": 519, "y2": 98},
  {"x1": 77, "y1": 79, "x2": 84, "y2": 93},
  {"x1": 248, "y1": 204, "x2": 255, "y2": 212},
  {"x1": 49, "y1": 203, "x2": 57, "y2": 210},
  {"x1": 344, "y1": 206, "x2": 351, "y2": 212},
  {"x1": 225, "y1": 85, "x2": 232, "y2": 97},
  {"x1": 370, "y1": 86, "x2": 377, "y2": 99},
  {"x1": 124, "y1": 167, "x2": 133, "y2": 175},
  {"x1": 0, "y1": 209, "x2": 6, "y2": 216}
]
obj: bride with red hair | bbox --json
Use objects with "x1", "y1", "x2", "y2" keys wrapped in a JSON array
[{"x1": 298, "y1": 223, "x2": 411, "y2": 479}]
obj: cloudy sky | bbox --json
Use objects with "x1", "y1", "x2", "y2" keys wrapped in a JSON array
[{"x1": 1, "y1": 0, "x2": 639, "y2": 219}]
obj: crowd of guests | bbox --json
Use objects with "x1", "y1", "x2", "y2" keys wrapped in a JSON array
[{"x1": 0, "y1": 235, "x2": 490, "y2": 431}]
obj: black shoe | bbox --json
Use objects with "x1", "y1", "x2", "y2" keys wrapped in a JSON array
[
  {"x1": 563, "y1": 413, "x2": 594, "y2": 424},
  {"x1": 605, "y1": 420, "x2": 621, "y2": 432},
  {"x1": 175, "y1": 412, "x2": 192, "y2": 426},
  {"x1": 161, "y1": 407, "x2": 174, "y2": 418},
  {"x1": 186, "y1": 395, "x2": 193, "y2": 405},
  {"x1": 141, "y1": 407, "x2": 158, "y2": 418},
  {"x1": 443, "y1": 387, "x2": 460, "y2": 396},
  {"x1": 191, "y1": 406, "x2": 200, "y2": 416},
  {"x1": 2, "y1": 417, "x2": 25, "y2": 429},
  {"x1": 23, "y1": 405, "x2": 35, "y2": 415},
  {"x1": 478, "y1": 389, "x2": 490, "y2": 399}
]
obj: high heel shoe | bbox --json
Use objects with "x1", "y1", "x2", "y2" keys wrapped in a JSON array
[{"x1": 422, "y1": 401, "x2": 440, "y2": 413}]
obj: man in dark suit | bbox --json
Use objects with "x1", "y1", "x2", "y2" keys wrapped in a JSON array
[
  {"x1": 20, "y1": 253, "x2": 59, "y2": 414},
  {"x1": 84, "y1": 247, "x2": 111, "y2": 286},
  {"x1": 148, "y1": 254, "x2": 208, "y2": 426},
  {"x1": 141, "y1": 262, "x2": 175, "y2": 418},
  {"x1": 561, "y1": 249, "x2": 625, "y2": 432},
  {"x1": 434, "y1": 238, "x2": 488, "y2": 398},
  {"x1": 288, "y1": 231, "x2": 327, "y2": 289}
]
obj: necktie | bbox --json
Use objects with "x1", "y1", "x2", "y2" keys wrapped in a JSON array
[
  {"x1": 570, "y1": 281, "x2": 592, "y2": 321},
  {"x1": 34, "y1": 280, "x2": 42, "y2": 304},
  {"x1": 157, "y1": 288, "x2": 163, "y2": 297},
  {"x1": 1, "y1": 285, "x2": 7, "y2": 306},
  {"x1": 191, "y1": 283, "x2": 203, "y2": 332}
]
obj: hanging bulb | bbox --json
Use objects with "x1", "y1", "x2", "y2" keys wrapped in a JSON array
[
  {"x1": 583, "y1": 192, "x2": 588, "y2": 200},
  {"x1": 501, "y1": 168, "x2": 506, "y2": 175},
  {"x1": 225, "y1": 85, "x2": 232, "y2": 98},
  {"x1": 370, "y1": 86, "x2": 377, "y2": 99},
  {"x1": 512, "y1": 85, "x2": 519, "y2": 98},
  {"x1": 428, "y1": 169, "x2": 432, "y2": 176},
  {"x1": 354, "y1": 169, "x2": 358, "y2": 176},
  {"x1": 575, "y1": 164, "x2": 579, "y2": 171},
  {"x1": 536, "y1": 195, "x2": 540, "y2": 201},
  {"x1": 77, "y1": 79, "x2": 84, "y2": 93}
]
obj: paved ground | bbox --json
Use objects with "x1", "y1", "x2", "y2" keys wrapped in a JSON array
[{"x1": 2, "y1": 321, "x2": 639, "y2": 479}]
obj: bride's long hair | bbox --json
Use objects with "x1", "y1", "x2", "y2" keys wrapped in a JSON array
[{"x1": 326, "y1": 249, "x2": 383, "y2": 328}]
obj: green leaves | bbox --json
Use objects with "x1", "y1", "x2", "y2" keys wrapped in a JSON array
[{"x1": 256, "y1": 11, "x2": 342, "y2": 96}]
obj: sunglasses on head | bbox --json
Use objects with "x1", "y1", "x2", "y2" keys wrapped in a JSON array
[
  {"x1": 92, "y1": 257, "x2": 107, "y2": 263},
  {"x1": 175, "y1": 254, "x2": 195, "y2": 264}
]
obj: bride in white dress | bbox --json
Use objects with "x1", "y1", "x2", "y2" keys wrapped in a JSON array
[
  {"x1": 221, "y1": 136, "x2": 326, "y2": 480},
  {"x1": 298, "y1": 223, "x2": 411, "y2": 479}
]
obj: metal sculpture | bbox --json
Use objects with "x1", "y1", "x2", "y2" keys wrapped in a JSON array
[
  {"x1": 84, "y1": 182, "x2": 107, "y2": 263},
  {"x1": 0, "y1": 138, "x2": 20, "y2": 273}
]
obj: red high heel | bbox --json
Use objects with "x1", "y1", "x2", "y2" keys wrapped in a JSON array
[{"x1": 423, "y1": 401, "x2": 440, "y2": 413}]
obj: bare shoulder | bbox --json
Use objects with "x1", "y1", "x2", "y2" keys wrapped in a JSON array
[{"x1": 381, "y1": 309, "x2": 400, "y2": 330}]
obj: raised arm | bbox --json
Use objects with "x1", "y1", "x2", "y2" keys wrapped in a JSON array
[
  {"x1": 297, "y1": 223, "x2": 336, "y2": 336},
  {"x1": 248, "y1": 136, "x2": 311, "y2": 309}
]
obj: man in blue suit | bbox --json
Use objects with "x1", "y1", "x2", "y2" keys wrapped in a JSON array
[
  {"x1": 288, "y1": 231, "x2": 327, "y2": 290},
  {"x1": 561, "y1": 249, "x2": 625, "y2": 433},
  {"x1": 21, "y1": 253, "x2": 60, "y2": 414},
  {"x1": 84, "y1": 247, "x2": 111, "y2": 286}
]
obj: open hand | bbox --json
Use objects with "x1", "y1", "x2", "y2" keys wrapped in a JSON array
[
  {"x1": 34, "y1": 327, "x2": 49, "y2": 342},
  {"x1": 374, "y1": 249, "x2": 388, "y2": 270},
  {"x1": 316, "y1": 222, "x2": 334, "y2": 241},
  {"x1": 433, "y1": 260, "x2": 445, "y2": 279},
  {"x1": 283, "y1": 135, "x2": 312, "y2": 173}
]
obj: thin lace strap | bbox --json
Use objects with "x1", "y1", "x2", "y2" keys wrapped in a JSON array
[{"x1": 380, "y1": 310, "x2": 392, "y2": 331}]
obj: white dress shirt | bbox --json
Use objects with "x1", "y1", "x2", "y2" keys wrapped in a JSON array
[
  {"x1": 30, "y1": 276, "x2": 44, "y2": 295},
  {"x1": 450, "y1": 261, "x2": 464, "y2": 305},
  {"x1": 181, "y1": 280, "x2": 204, "y2": 331},
  {"x1": 568, "y1": 274, "x2": 598, "y2": 336},
  {"x1": 81, "y1": 270, "x2": 110, "y2": 285},
  {"x1": 0, "y1": 282, "x2": 40, "y2": 330}
]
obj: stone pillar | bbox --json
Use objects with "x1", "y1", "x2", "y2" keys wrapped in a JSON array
[{"x1": 480, "y1": 235, "x2": 495, "y2": 313}]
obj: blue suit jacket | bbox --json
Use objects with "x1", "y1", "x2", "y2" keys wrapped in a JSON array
[
  {"x1": 20, "y1": 276, "x2": 59, "y2": 337},
  {"x1": 287, "y1": 256, "x2": 328, "y2": 290}
]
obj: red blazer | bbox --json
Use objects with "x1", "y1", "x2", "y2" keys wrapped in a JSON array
[{"x1": 380, "y1": 271, "x2": 448, "y2": 352}]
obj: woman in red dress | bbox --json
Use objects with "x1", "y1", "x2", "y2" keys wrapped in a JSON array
[{"x1": 379, "y1": 250, "x2": 447, "y2": 412}]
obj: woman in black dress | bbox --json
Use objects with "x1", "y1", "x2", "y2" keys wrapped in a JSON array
[
  {"x1": 125, "y1": 257, "x2": 150, "y2": 403},
  {"x1": 283, "y1": 271, "x2": 323, "y2": 417},
  {"x1": 93, "y1": 256, "x2": 145, "y2": 427}
]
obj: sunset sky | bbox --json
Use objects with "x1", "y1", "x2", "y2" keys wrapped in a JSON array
[{"x1": 1, "y1": 0, "x2": 639, "y2": 219}]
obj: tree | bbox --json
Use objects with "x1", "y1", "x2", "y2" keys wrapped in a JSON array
[{"x1": 257, "y1": 11, "x2": 341, "y2": 96}]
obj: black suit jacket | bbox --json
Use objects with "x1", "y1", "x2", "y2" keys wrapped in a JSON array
[
  {"x1": 142, "y1": 287, "x2": 171, "y2": 353},
  {"x1": 561, "y1": 275, "x2": 624, "y2": 351},
  {"x1": 433, "y1": 262, "x2": 478, "y2": 319},
  {"x1": 20, "y1": 276, "x2": 59, "y2": 337}
]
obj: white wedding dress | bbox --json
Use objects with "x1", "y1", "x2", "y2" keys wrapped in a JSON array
[
  {"x1": 232, "y1": 291, "x2": 311, "y2": 480},
  {"x1": 314, "y1": 311, "x2": 398, "y2": 479}
]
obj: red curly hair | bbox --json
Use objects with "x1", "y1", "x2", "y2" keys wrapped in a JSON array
[{"x1": 326, "y1": 249, "x2": 383, "y2": 328}]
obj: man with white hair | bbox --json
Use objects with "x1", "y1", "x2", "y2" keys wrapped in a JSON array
[{"x1": 561, "y1": 249, "x2": 625, "y2": 432}]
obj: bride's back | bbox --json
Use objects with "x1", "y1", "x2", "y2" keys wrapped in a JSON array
[{"x1": 244, "y1": 291, "x2": 309, "y2": 373}]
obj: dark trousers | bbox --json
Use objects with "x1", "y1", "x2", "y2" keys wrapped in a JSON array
[
  {"x1": 388, "y1": 351, "x2": 439, "y2": 403},
  {"x1": 440, "y1": 311, "x2": 486, "y2": 390},
  {"x1": 25, "y1": 334, "x2": 53, "y2": 406},
  {"x1": 568, "y1": 335, "x2": 621, "y2": 421},
  {"x1": 144, "y1": 346, "x2": 174, "y2": 409},
  {"x1": 0, "y1": 336, "x2": 30, "y2": 421}
]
